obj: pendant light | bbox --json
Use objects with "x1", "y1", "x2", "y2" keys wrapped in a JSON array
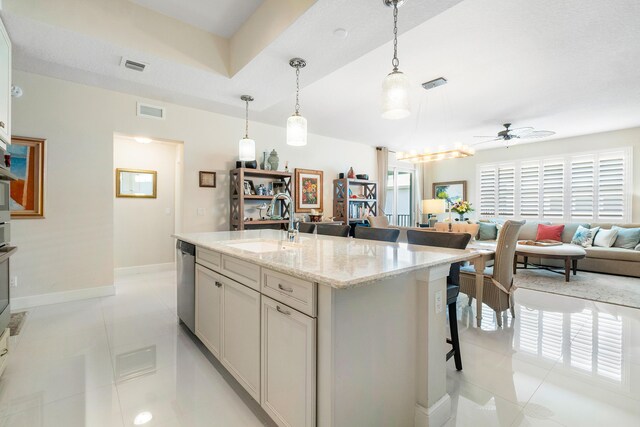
[
  {"x1": 238, "y1": 95, "x2": 256, "y2": 161},
  {"x1": 287, "y1": 58, "x2": 307, "y2": 146},
  {"x1": 381, "y1": 0, "x2": 410, "y2": 120}
]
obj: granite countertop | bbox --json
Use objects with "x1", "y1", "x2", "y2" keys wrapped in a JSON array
[{"x1": 173, "y1": 230, "x2": 478, "y2": 289}]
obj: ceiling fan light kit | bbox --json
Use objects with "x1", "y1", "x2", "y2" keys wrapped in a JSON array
[
  {"x1": 287, "y1": 58, "x2": 308, "y2": 146},
  {"x1": 381, "y1": 0, "x2": 411, "y2": 120},
  {"x1": 397, "y1": 145, "x2": 475, "y2": 163}
]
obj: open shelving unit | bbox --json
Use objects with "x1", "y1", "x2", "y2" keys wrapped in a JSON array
[
  {"x1": 229, "y1": 168, "x2": 293, "y2": 231},
  {"x1": 332, "y1": 178, "x2": 378, "y2": 227}
]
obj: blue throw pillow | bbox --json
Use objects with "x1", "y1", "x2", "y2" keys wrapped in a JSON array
[
  {"x1": 612, "y1": 226, "x2": 640, "y2": 249},
  {"x1": 477, "y1": 222, "x2": 498, "y2": 240},
  {"x1": 571, "y1": 225, "x2": 598, "y2": 247}
]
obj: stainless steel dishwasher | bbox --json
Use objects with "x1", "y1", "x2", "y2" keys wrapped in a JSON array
[{"x1": 176, "y1": 240, "x2": 196, "y2": 333}]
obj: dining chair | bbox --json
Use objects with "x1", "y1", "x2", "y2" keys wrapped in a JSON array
[
  {"x1": 316, "y1": 224, "x2": 351, "y2": 237},
  {"x1": 434, "y1": 222, "x2": 449, "y2": 232},
  {"x1": 365, "y1": 215, "x2": 390, "y2": 228},
  {"x1": 406, "y1": 230, "x2": 472, "y2": 371},
  {"x1": 354, "y1": 226, "x2": 400, "y2": 242},
  {"x1": 298, "y1": 223, "x2": 316, "y2": 234},
  {"x1": 452, "y1": 222, "x2": 480, "y2": 238},
  {"x1": 459, "y1": 220, "x2": 525, "y2": 327}
]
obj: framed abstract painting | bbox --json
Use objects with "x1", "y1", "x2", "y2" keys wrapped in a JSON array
[
  {"x1": 9, "y1": 136, "x2": 45, "y2": 218},
  {"x1": 295, "y1": 168, "x2": 323, "y2": 213}
]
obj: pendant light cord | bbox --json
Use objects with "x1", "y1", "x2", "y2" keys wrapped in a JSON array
[
  {"x1": 295, "y1": 66, "x2": 301, "y2": 115},
  {"x1": 392, "y1": 1, "x2": 399, "y2": 71},
  {"x1": 244, "y1": 99, "x2": 249, "y2": 138}
]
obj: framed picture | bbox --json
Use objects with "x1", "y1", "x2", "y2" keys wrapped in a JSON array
[
  {"x1": 199, "y1": 171, "x2": 216, "y2": 188},
  {"x1": 116, "y1": 168, "x2": 157, "y2": 198},
  {"x1": 295, "y1": 168, "x2": 323, "y2": 213},
  {"x1": 432, "y1": 181, "x2": 467, "y2": 211},
  {"x1": 9, "y1": 136, "x2": 46, "y2": 218},
  {"x1": 243, "y1": 179, "x2": 256, "y2": 195}
]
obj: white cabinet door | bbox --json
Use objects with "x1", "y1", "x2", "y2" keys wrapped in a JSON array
[
  {"x1": 221, "y1": 276, "x2": 261, "y2": 402},
  {"x1": 0, "y1": 17, "x2": 10, "y2": 147},
  {"x1": 261, "y1": 297, "x2": 316, "y2": 427},
  {"x1": 195, "y1": 264, "x2": 222, "y2": 359}
]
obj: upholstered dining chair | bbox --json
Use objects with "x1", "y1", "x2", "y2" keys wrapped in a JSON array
[
  {"x1": 316, "y1": 224, "x2": 351, "y2": 237},
  {"x1": 452, "y1": 222, "x2": 480, "y2": 238},
  {"x1": 298, "y1": 223, "x2": 316, "y2": 234},
  {"x1": 365, "y1": 215, "x2": 390, "y2": 228},
  {"x1": 459, "y1": 220, "x2": 525, "y2": 327},
  {"x1": 434, "y1": 222, "x2": 449, "y2": 232},
  {"x1": 406, "y1": 230, "x2": 472, "y2": 371},
  {"x1": 354, "y1": 226, "x2": 400, "y2": 242}
]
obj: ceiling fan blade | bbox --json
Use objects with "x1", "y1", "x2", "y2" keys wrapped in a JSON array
[
  {"x1": 508, "y1": 127, "x2": 534, "y2": 137},
  {"x1": 522, "y1": 130, "x2": 556, "y2": 139},
  {"x1": 472, "y1": 138, "x2": 501, "y2": 146},
  {"x1": 473, "y1": 135, "x2": 499, "y2": 138}
]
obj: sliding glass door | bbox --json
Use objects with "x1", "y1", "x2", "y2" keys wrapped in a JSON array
[{"x1": 385, "y1": 168, "x2": 414, "y2": 227}]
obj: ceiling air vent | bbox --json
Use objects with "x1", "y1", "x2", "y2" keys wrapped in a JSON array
[
  {"x1": 121, "y1": 57, "x2": 148, "y2": 72},
  {"x1": 137, "y1": 102, "x2": 166, "y2": 120}
]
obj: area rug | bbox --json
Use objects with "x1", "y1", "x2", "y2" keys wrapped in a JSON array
[
  {"x1": 9, "y1": 311, "x2": 27, "y2": 336},
  {"x1": 514, "y1": 269, "x2": 640, "y2": 310}
]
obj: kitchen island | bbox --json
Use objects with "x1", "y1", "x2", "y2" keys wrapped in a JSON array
[{"x1": 173, "y1": 229, "x2": 476, "y2": 427}]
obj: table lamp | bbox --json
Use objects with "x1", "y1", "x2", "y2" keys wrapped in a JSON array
[{"x1": 421, "y1": 199, "x2": 446, "y2": 227}]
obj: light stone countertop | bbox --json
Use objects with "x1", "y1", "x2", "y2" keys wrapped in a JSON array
[{"x1": 174, "y1": 230, "x2": 479, "y2": 289}]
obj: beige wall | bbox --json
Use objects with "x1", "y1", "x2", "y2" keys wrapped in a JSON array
[
  {"x1": 423, "y1": 127, "x2": 640, "y2": 222},
  {"x1": 10, "y1": 71, "x2": 377, "y2": 302},
  {"x1": 114, "y1": 137, "x2": 181, "y2": 269}
]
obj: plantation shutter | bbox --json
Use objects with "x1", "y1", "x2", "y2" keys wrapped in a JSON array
[
  {"x1": 479, "y1": 167, "x2": 497, "y2": 217},
  {"x1": 597, "y1": 152, "x2": 626, "y2": 221},
  {"x1": 497, "y1": 166, "x2": 515, "y2": 217},
  {"x1": 570, "y1": 155, "x2": 595, "y2": 220},
  {"x1": 519, "y1": 162, "x2": 540, "y2": 218},
  {"x1": 542, "y1": 160, "x2": 564, "y2": 219}
]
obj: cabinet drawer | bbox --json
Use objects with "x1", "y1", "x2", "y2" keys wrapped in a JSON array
[
  {"x1": 0, "y1": 328, "x2": 9, "y2": 377},
  {"x1": 196, "y1": 247, "x2": 221, "y2": 271},
  {"x1": 262, "y1": 269, "x2": 316, "y2": 317},
  {"x1": 220, "y1": 255, "x2": 260, "y2": 291}
]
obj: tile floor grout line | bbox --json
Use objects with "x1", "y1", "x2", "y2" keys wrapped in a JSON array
[{"x1": 100, "y1": 292, "x2": 127, "y2": 427}]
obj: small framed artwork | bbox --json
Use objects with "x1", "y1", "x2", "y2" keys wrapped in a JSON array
[
  {"x1": 9, "y1": 136, "x2": 46, "y2": 218},
  {"x1": 272, "y1": 182, "x2": 285, "y2": 195},
  {"x1": 243, "y1": 179, "x2": 256, "y2": 195},
  {"x1": 295, "y1": 168, "x2": 323, "y2": 213},
  {"x1": 199, "y1": 171, "x2": 216, "y2": 188},
  {"x1": 116, "y1": 168, "x2": 157, "y2": 198},
  {"x1": 432, "y1": 181, "x2": 467, "y2": 211}
]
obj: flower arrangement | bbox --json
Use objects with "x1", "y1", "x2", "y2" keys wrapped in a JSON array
[{"x1": 450, "y1": 200, "x2": 474, "y2": 221}]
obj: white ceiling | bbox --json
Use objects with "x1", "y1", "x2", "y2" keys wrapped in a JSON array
[
  {"x1": 129, "y1": 0, "x2": 264, "y2": 38},
  {"x1": 4, "y1": 0, "x2": 640, "y2": 152}
]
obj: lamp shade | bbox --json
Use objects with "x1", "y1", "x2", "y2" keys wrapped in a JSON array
[
  {"x1": 381, "y1": 70, "x2": 410, "y2": 120},
  {"x1": 422, "y1": 199, "x2": 446, "y2": 214},
  {"x1": 286, "y1": 114, "x2": 307, "y2": 146},
  {"x1": 238, "y1": 137, "x2": 255, "y2": 161}
]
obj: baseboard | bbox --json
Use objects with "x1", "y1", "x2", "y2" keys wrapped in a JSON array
[
  {"x1": 115, "y1": 262, "x2": 175, "y2": 278},
  {"x1": 11, "y1": 285, "x2": 116, "y2": 311},
  {"x1": 414, "y1": 394, "x2": 452, "y2": 427}
]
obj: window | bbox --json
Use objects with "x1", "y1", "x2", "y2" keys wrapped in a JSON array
[
  {"x1": 385, "y1": 168, "x2": 414, "y2": 227},
  {"x1": 477, "y1": 148, "x2": 632, "y2": 222}
]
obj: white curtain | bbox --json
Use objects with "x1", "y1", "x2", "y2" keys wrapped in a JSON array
[{"x1": 376, "y1": 147, "x2": 389, "y2": 216}]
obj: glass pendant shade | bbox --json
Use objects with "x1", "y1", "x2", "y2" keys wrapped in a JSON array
[
  {"x1": 286, "y1": 114, "x2": 307, "y2": 146},
  {"x1": 238, "y1": 137, "x2": 255, "y2": 161},
  {"x1": 381, "y1": 70, "x2": 411, "y2": 119}
]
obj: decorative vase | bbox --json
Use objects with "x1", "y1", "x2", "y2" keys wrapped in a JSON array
[
  {"x1": 260, "y1": 151, "x2": 268, "y2": 169},
  {"x1": 458, "y1": 213, "x2": 465, "y2": 222},
  {"x1": 268, "y1": 150, "x2": 279, "y2": 171},
  {"x1": 347, "y1": 167, "x2": 355, "y2": 179}
]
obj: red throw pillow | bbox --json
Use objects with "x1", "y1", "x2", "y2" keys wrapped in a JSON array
[{"x1": 536, "y1": 224, "x2": 565, "y2": 242}]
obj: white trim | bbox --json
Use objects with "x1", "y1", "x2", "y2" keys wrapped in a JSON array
[
  {"x1": 115, "y1": 262, "x2": 175, "y2": 278},
  {"x1": 414, "y1": 394, "x2": 452, "y2": 427},
  {"x1": 11, "y1": 285, "x2": 116, "y2": 311}
]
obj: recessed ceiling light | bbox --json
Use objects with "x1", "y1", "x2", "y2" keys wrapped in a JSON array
[
  {"x1": 134, "y1": 137, "x2": 152, "y2": 144},
  {"x1": 333, "y1": 28, "x2": 348, "y2": 39},
  {"x1": 133, "y1": 411, "x2": 153, "y2": 425}
]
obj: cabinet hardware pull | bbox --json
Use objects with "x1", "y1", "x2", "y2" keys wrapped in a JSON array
[
  {"x1": 215, "y1": 281, "x2": 222, "y2": 288},
  {"x1": 278, "y1": 283, "x2": 294, "y2": 293},
  {"x1": 276, "y1": 305, "x2": 291, "y2": 316},
  {"x1": 0, "y1": 349, "x2": 7, "y2": 357}
]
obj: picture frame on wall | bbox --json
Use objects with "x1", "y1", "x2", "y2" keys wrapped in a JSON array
[
  {"x1": 432, "y1": 180, "x2": 467, "y2": 212},
  {"x1": 8, "y1": 136, "x2": 46, "y2": 218},
  {"x1": 199, "y1": 171, "x2": 216, "y2": 188},
  {"x1": 295, "y1": 168, "x2": 323, "y2": 213}
]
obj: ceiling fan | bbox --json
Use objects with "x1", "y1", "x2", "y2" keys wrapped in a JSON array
[{"x1": 473, "y1": 123, "x2": 556, "y2": 147}]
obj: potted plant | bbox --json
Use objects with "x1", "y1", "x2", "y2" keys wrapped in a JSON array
[{"x1": 451, "y1": 200, "x2": 474, "y2": 222}]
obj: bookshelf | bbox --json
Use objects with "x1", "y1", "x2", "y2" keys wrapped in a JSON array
[{"x1": 332, "y1": 178, "x2": 378, "y2": 226}]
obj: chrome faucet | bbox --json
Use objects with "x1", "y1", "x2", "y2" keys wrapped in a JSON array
[{"x1": 267, "y1": 193, "x2": 298, "y2": 242}]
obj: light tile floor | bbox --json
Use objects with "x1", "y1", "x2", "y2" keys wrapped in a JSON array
[{"x1": 0, "y1": 269, "x2": 638, "y2": 426}]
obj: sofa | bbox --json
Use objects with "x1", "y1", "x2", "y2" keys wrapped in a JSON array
[{"x1": 478, "y1": 220, "x2": 640, "y2": 278}]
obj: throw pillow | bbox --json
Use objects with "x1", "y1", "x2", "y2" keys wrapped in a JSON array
[
  {"x1": 636, "y1": 243, "x2": 640, "y2": 251},
  {"x1": 571, "y1": 225, "x2": 598, "y2": 247},
  {"x1": 536, "y1": 224, "x2": 565, "y2": 242},
  {"x1": 477, "y1": 222, "x2": 497, "y2": 240},
  {"x1": 593, "y1": 228, "x2": 619, "y2": 248},
  {"x1": 612, "y1": 226, "x2": 640, "y2": 249}
]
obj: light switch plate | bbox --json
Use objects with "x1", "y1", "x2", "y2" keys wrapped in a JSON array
[{"x1": 435, "y1": 290, "x2": 443, "y2": 313}]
